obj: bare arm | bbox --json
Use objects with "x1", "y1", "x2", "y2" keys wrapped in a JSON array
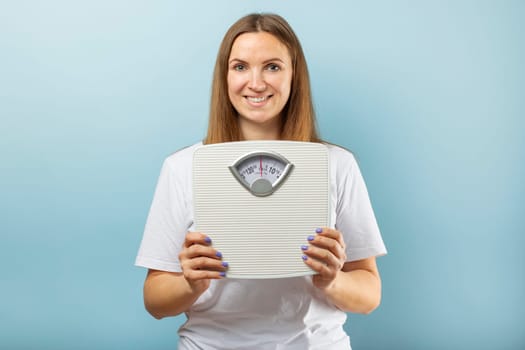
[
  {"x1": 142, "y1": 232, "x2": 227, "y2": 319},
  {"x1": 321, "y1": 258, "x2": 381, "y2": 313},
  {"x1": 144, "y1": 270, "x2": 204, "y2": 319},
  {"x1": 302, "y1": 228, "x2": 382, "y2": 314}
]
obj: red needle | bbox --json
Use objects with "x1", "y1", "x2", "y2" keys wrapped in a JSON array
[{"x1": 260, "y1": 156, "x2": 263, "y2": 176}]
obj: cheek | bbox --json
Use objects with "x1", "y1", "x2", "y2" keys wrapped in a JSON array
[
  {"x1": 227, "y1": 74, "x2": 244, "y2": 95},
  {"x1": 276, "y1": 75, "x2": 292, "y2": 100}
]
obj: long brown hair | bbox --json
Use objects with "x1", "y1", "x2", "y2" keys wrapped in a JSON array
[{"x1": 204, "y1": 13, "x2": 321, "y2": 144}]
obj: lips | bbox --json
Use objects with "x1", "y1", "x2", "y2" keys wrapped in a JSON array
[
  {"x1": 245, "y1": 95, "x2": 272, "y2": 105},
  {"x1": 247, "y1": 96, "x2": 267, "y2": 103}
]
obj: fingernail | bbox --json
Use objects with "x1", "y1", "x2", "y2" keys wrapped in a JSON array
[
  {"x1": 301, "y1": 245, "x2": 309, "y2": 251},
  {"x1": 302, "y1": 255, "x2": 308, "y2": 261},
  {"x1": 222, "y1": 261, "x2": 229, "y2": 267},
  {"x1": 216, "y1": 251, "x2": 222, "y2": 258},
  {"x1": 315, "y1": 228, "x2": 323, "y2": 234},
  {"x1": 307, "y1": 235, "x2": 315, "y2": 241},
  {"x1": 204, "y1": 236, "x2": 212, "y2": 244},
  {"x1": 220, "y1": 271, "x2": 226, "y2": 277}
]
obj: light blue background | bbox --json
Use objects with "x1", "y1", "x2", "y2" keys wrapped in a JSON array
[{"x1": 1, "y1": 1, "x2": 523, "y2": 349}]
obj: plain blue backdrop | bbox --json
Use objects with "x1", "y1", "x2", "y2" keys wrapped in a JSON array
[{"x1": 1, "y1": 1, "x2": 523, "y2": 349}]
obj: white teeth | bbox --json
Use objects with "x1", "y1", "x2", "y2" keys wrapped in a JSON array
[{"x1": 247, "y1": 96, "x2": 267, "y2": 103}]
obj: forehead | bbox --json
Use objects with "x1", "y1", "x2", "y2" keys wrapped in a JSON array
[{"x1": 229, "y1": 32, "x2": 291, "y2": 62}]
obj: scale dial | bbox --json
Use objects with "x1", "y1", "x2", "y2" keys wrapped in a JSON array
[{"x1": 229, "y1": 151, "x2": 294, "y2": 197}]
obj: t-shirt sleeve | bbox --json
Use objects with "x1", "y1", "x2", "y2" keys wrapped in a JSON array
[
  {"x1": 334, "y1": 149, "x2": 387, "y2": 262},
  {"x1": 135, "y1": 158, "x2": 191, "y2": 272}
]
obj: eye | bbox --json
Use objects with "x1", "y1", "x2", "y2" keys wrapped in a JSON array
[
  {"x1": 266, "y1": 63, "x2": 281, "y2": 72},
  {"x1": 233, "y1": 64, "x2": 246, "y2": 71}
]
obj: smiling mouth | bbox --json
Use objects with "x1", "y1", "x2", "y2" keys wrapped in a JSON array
[{"x1": 246, "y1": 96, "x2": 271, "y2": 103}]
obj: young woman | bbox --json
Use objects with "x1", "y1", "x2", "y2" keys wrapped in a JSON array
[{"x1": 136, "y1": 13, "x2": 386, "y2": 350}]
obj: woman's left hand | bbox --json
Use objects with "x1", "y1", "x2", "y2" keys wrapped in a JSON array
[{"x1": 301, "y1": 227, "x2": 347, "y2": 290}]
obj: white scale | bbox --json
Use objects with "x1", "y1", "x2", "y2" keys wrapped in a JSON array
[{"x1": 193, "y1": 141, "x2": 330, "y2": 279}]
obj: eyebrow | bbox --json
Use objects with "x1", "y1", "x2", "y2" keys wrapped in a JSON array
[{"x1": 228, "y1": 58, "x2": 286, "y2": 65}]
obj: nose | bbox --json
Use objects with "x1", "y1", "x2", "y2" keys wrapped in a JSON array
[{"x1": 248, "y1": 70, "x2": 266, "y2": 92}]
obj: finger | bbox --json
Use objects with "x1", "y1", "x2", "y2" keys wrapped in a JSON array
[
  {"x1": 315, "y1": 227, "x2": 345, "y2": 247},
  {"x1": 302, "y1": 253, "x2": 338, "y2": 279},
  {"x1": 181, "y1": 255, "x2": 229, "y2": 282},
  {"x1": 302, "y1": 245, "x2": 342, "y2": 269},
  {"x1": 184, "y1": 268, "x2": 227, "y2": 281},
  {"x1": 184, "y1": 232, "x2": 213, "y2": 248},
  {"x1": 184, "y1": 256, "x2": 229, "y2": 272},
  {"x1": 184, "y1": 244, "x2": 223, "y2": 260},
  {"x1": 307, "y1": 234, "x2": 346, "y2": 261}
]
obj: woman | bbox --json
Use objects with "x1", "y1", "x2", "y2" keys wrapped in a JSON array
[{"x1": 136, "y1": 13, "x2": 386, "y2": 349}]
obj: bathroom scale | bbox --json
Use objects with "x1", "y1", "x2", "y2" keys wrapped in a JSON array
[{"x1": 193, "y1": 141, "x2": 330, "y2": 279}]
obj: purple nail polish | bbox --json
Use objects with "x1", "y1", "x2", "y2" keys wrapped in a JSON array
[
  {"x1": 307, "y1": 235, "x2": 315, "y2": 241},
  {"x1": 302, "y1": 255, "x2": 308, "y2": 261},
  {"x1": 204, "y1": 236, "x2": 212, "y2": 244},
  {"x1": 220, "y1": 271, "x2": 226, "y2": 277},
  {"x1": 222, "y1": 261, "x2": 229, "y2": 267},
  {"x1": 301, "y1": 245, "x2": 308, "y2": 251},
  {"x1": 315, "y1": 228, "x2": 323, "y2": 234},
  {"x1": 216, "y1": 251, "x2": 222, "y2": 258}
]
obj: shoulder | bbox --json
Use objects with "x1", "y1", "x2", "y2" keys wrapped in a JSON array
[
  {"x1": 324, "y1": 143, "x2": 358, "y2": 169},
  {"x1": 164, "y1": 141, "x2": 203, "y2": 168}
]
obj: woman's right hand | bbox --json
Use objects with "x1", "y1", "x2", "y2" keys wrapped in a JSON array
[{"x1": 178, "y1": 232, "x2": 228, "y2": 293}]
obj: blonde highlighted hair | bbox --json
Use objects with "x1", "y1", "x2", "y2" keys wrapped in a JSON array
[{"x1": 204, "y1": 13, "x2": 321, "y2": 144}]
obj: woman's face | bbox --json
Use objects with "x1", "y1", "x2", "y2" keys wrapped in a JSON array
[{"x1": 227, "y1": 32, "x2": 293, "y2": 140}]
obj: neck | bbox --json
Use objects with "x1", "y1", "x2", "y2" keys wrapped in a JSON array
[{"x1": 239, "y1": 118, "x2": 281, "y2": 141}]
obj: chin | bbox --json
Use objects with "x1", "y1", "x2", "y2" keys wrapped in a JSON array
[{"x1": 244, "y1": 115, "x2": 279, "y2": 125}]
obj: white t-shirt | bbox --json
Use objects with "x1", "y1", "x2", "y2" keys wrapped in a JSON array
[{"x1": 136, "y1": 142, "x2": 387, "y2": 350}]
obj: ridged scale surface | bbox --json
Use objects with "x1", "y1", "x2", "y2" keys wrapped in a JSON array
[{"x1": 193, "y1": 141, "x2": 330, "y2": 279}]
